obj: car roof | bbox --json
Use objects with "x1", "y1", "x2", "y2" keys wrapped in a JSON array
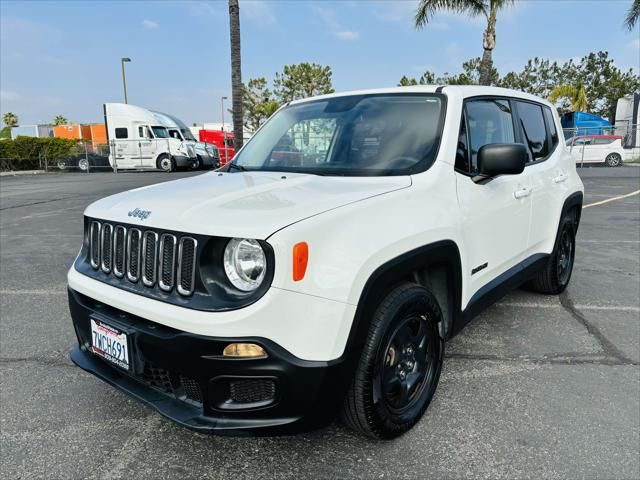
[
  {"x1": 575, "y1": 135, "x2": 622, "y2": 139},
  {"x1": 288, "y1": 85, "x2": 554, "y2": 109}
]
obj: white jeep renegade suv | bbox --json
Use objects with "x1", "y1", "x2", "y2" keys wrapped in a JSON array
[{"x1": 68, "y1": 86, "x2": 584, "y2": 439}]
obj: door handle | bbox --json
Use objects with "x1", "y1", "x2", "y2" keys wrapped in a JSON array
[
  {"x1": 514, "y1": 186, "x2": 532, "y2": 199},
  {"x1": 553, "y1": 173, "x2": 568, "y2": 183}
]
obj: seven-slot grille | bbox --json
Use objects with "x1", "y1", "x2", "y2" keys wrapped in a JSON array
[{"x1": 88, "y1": 220, "x2": 197, "y2": 296}]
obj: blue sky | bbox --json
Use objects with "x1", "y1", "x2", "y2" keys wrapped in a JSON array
[{"x1": 1, "y1": 0, "x2": 639, "y2": 125}]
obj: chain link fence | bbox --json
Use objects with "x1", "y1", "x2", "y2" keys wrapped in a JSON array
[{"x1": 0, "y1": 138, "x2": 112, "y2": 173}]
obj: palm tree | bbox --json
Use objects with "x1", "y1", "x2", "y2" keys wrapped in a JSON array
[
  {"x1": 415, "y1": 0, "x2": 514, "y2": 86},
  {"x1": 625, "y1": 0, "x2": 639, "y2": 30},
  {"x1": 53, "y1": 115, "x2": 68, "y2": 126},
  {"x1": 228, "y1": 0, "x2": 244, "y2": 150},
  {"x1": 3, "y1": 112, "x2": 18, "y2": 127},
  {"x1": 549, "y1": 84, "x2": 587, "y2": 112}
]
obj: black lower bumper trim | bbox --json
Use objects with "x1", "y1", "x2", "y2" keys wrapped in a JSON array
[{"x1": 68, "y1": 288, "x2": 352, "y2": 434}]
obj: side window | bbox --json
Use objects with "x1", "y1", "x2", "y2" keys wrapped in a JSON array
[
  {"x1": 115, "y1": 127, "x2": 128, "y2": 139},
  {"x1": 138, "y1": 126, "x2": 150, "y2": 138},
  {"x1": 465, "y1": 99, "x2": 515, "y2": 174},
  {"x1": 516, "y1": 101, "x2": 549, "y2": 162},
  {"x1": 454, "y1": 114, "x2": 470, "y2": 173},
  {"x1": 543, "y1": 107, "x2": 559, "y2": 149}
]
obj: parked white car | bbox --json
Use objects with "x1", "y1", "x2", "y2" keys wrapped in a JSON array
[
  {"x1": 567, "y1": 135, "x2": 625, "y2": 167},
  {"x1": 69, "y1": 86, "x2": 584, "y2": 439}
]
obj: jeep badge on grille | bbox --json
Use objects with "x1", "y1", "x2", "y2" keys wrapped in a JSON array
[{"x1": 128, "y1": 208, "x2": 152, "y2": 220}]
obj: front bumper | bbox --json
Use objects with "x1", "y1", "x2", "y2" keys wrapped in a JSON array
[
  {"x1": 173, "y1": 155, "x2": 197, "y2": 168},
  {"x1": 68, "y1": 288, "x2": 349, "y2": 434}
]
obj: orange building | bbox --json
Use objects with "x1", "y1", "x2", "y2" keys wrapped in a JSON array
[
  {"x1": 53, "y1": 123, "x2": 107, "y2": 145},
  {"x1": 89, "y1": 123, "x2": 107, "y2": 145}
]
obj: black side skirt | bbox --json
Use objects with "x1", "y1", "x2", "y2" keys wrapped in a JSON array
[{"x1": 452, "y1": 253, "x2": 549, "y2": 336}]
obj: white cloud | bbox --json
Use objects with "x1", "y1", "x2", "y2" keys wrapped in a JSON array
[
  {"x1": 142, "y1": 19, "x2": 159, "y2": 29},
  {"x1": 336, "y1": 30, "x2": 360, "y2": 41},
  {"x1": 186, "y1": 1, "x2": 216, "y2": 17},
  {"x1": 241, "y1": 0, "x2": 276, "y2": 26},
  {"x1": 312, "y1": 4, "x2": 360, "y2": 41},
  {"x1": 0, "y1": 90, "x2": 22, "y2": 102}
]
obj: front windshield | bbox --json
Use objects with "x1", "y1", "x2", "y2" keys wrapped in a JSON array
[
  {"x1": 152, "y1": 126, "x2": 169, "y2": 138},
  {"x1": 181, "y1": 128, "x2": 196, "y2": 141},
  {"x1": 233, "y1": 94, "x2": 444, "y2": 176}
]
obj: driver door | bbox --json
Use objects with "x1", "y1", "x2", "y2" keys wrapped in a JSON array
[
  {"x1": 137, "y1": 125, "x2": 156, "y2": 167},
  {"x1": 454, "y1": 98, "x2": 532, "y2": 301}
]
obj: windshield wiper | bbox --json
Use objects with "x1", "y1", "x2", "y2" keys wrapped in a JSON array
[{"x1": 224, "y1": 162, "x2": 247, "y2": 172}]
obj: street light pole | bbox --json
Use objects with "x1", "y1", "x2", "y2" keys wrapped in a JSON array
[{"x1": 121, "y1": 57, "x2": 131, "y2": 104}]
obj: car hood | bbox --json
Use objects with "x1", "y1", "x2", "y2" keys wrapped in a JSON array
[{"x1": 84, "y1": 171, "x2": 411, "y2": 239}]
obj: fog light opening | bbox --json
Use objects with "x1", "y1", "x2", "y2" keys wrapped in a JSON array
[{"x1": 223, "y1": 343, "x2": 267, "y2": 358}]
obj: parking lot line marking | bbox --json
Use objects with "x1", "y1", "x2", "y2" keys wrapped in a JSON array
[
  {"x1": 0, "y1": 289, "x2": 66, "y2": 295},
  {"x1": 583, "y1": 189, "x2": 640, "y2": 209},
  {"x1": 497, "y1": 301, "x2": 640, "y2": 312}
]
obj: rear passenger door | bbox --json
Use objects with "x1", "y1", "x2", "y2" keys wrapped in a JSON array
[
  {"x1": 455, "y1": 98, "x2": 532, "y2": 298},
  {"x1": 513, "y1": 101, "x2": 565, "y2": 255}
]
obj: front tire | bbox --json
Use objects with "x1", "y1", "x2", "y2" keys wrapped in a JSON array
[
  {"x1": 605, "y1": 153, "x2": 622, "y2": 167},
  {"x1": 341, "y1": 283, "x2": 444, "y2": 439},
  {"x1": 157, "y1": 154, "x2": 175, "y2": 173},
  {"x1": 530, "y1": 214, "x2": 576, "y2": 294}
]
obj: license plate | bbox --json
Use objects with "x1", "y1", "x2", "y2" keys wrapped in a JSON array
[{"x1": 90, "y1": 319, "x2": 130, "y2": 370}]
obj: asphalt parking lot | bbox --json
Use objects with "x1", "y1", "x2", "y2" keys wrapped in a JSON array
[{"x1": 1, "y1": 167, "x2": 639, "y2": 479}]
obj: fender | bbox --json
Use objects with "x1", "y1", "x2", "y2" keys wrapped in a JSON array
[
  {"x1": 555, "y1": 191, "x2": 583, "y2": 247},
  {"x1": 344, "y1": 240, "x2": 463, "y2": 360}
]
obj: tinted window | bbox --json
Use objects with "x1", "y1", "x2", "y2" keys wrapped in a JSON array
[
  {"x1": 115, "y1": 128, "x2": 128, "y2": 139},
  {"x1": 593, "y1": 138, "x2": 614, "y2": 145},
  {"x1": 543, "y1": 107, "x2": 559, "y2": 148},
  {"x1": 466, "y1": 99, "x2": 515, "y2": 174},
  {"x1": 516, "y1": 101, "x2": 549, "y2": 162},
  {"x1": 455, "y1": 114, "x2": 470, "y2": 173}
]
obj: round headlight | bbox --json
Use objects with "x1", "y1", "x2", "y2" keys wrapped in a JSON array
[{"x1": 223, "y1": 238, "x2": 266, "y2": 292}]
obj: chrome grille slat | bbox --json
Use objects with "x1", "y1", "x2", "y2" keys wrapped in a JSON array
[
  {"x1": 87, "y1": 220, "x2": 197, "y2": 297},
  {"x1": 177, "y1": 237, "x2": 197, "y2": 296},
  {"x1": 141, "y1": 231, "x2": 159, "y2": 287},
  {"x1": 158, "y1": 234, "x2": 177, "y2": 292},
  {"x1": 89, "y1": 221, "x2": 101, "y2": 269},
  {"x1": 127, "y1": 228, "x2": 142, "y2": 282},
  {"x1": 113, "y1": 226, "x2": 127, "y2": 278},
  {"x1": 100, "y1": 223, "x2": 113, "y2": 273}
]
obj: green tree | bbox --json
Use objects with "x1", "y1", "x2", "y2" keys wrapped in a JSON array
[
  {"x1": 3, "y1": 112, "x2": 18, "y2": 127},
  {"x1": 53, "y1": 115, "x2": 68, "y2": 126},
  {"x1": 398, "y1": 57, "x2": 497, "y2": 86},
  {"x1": 273, "y1": 63, "x2": 334, "y2": 103},
  {"x1": 549, "y1": 84, "x2": 588, "y2": 112},
  {"x1": 398, "y1": 75, "x2": 419, "y2": 86},
  {"x1": 241, "y1": 78, "x2": 280, "y2": 132},
  {"x1": 228, "y1": 0, "x2": 244, "y2": 149},
  {"x1": 498, "y1": 57, "x2": 564, "y2": 98},
  {"x1": 625, "y1": 0, "x2": 639, "y2": 29},
  {"x1": 415, "y1": 0, "x2": 514, "y2": 86}
]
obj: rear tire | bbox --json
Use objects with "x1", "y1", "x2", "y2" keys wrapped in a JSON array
[
  {"x1": 605, "y1": 153, "x2": 622, "y2": 167},
  {"x1": 341, "y1": 282, "x2": 444, "y2": 439},
  {"x1": 157, "y1": 154, "x2": 175, "y2": 172},
  {"x1": 530, "y1": 214, "x2": 576, "y2": 294}
]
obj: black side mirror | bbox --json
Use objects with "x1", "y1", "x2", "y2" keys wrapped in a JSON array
[{"x1": 474, "y1": 143, "x2": 527, "y2": 184}]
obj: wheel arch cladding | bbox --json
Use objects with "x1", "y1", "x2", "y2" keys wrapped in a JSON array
[
  {"x1": 558, "y1": 192, "x2": 583, "y2": 243},
  {"x1": 346, "y1": 240, "x2": 463, "y2": 358}
]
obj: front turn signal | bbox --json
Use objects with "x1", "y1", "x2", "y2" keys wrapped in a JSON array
[{"x1": 293, "y1": 242, "x2": 309, "y2": 281}]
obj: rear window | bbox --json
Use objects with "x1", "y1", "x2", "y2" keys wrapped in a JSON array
[
  {"x1": 543, "y1": 107, "x2": 559, "y2": 149},
  {"x1": 516, "y1": 101, "x2": 549, "y2": 162}
]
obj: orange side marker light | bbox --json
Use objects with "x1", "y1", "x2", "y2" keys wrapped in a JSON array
[{"x1": 293, "y1": 242, "x2": 309, "y2": 281}]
